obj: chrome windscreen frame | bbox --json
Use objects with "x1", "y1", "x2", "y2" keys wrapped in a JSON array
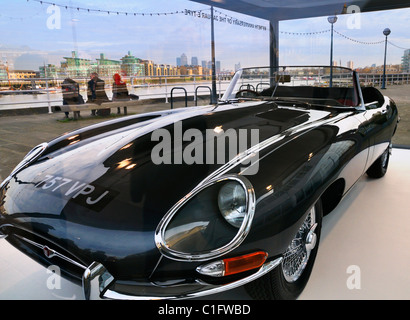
[{"x1": 154, "y1": 174, "x2": 256, "y2": 262}]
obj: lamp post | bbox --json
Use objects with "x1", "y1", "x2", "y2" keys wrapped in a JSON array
[
  {"x1": 210, "y1": 6, "x2": 218, "y2": 104},
  {"x1": 328, "y1": 15, "x2": 338, "y2": 88},
  {"x1": 381, "y1": 28, "x2": 391, "y2": 89}
]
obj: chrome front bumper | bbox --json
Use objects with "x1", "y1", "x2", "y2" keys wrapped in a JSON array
[
  {"x1": 0, "y1": 230, "x2": 282, "y2": 300},
  {"x1": 82, "y1": 257, "x2": 283, "y2": 300}
]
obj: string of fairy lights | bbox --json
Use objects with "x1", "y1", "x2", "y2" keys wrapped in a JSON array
[
  {"x1": 280, "y1": 30, "x2": 330, "y2": 36},
  {"x1": 13, "y1": 0, "x2": 410, "y2": 50},
  {"x1": 27, "y1": 0, "x2": 192, "y2": 16},
  {"x1": 281, "y1": 29, "x2": 408, "y2": 49},
  {"x1": 333, "y1": 29, "x2": 385, "y2": 45}
]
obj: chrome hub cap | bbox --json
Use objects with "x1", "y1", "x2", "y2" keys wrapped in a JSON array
[{"x1": 282, "y1": 207, "x2": 317, "y2": 283}]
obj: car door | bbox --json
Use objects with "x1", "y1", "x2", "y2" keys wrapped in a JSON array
[{"x1": 362, "y1": 99, "x2": 392, "y2": 169}]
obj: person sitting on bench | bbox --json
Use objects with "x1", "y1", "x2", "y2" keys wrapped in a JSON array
[
  {"x1": 88, "y1": 72, "x2": 110, "y2": 116},
  {"x1": 112, "y1": 73, "x2": 139, "y2": 114},
  {"x1": 62, "y1": 78, "x2": 84, "y2": 119}
]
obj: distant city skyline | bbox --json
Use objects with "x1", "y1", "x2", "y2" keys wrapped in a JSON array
[
  {"x1": 0, "y1": 0, "x2": 409, "y2": 72},
  {"x1": 0, "y1": 0, "x2": 269, "y2": 72}
]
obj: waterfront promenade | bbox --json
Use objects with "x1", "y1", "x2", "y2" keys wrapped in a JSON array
[
  {"x1": 0, "y1": 85, "x2": 409, "y2": 185},
  {"x1": 0, "y1": 99, "x2": 189, "y2": 184}
]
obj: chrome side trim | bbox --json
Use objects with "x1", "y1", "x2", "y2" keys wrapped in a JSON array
[
  {"x1": 155, "y1": 175, "x2": 256, "y2": 262},
  {"x1": 13, "y1": 234, "x2": 87, "y2": 270},
  {"x1": 98, "y1": 257, "x2": 283, "y2": 300},
  {"x1": 198, "y1": 110, "x2": 350, "y2": 185}
]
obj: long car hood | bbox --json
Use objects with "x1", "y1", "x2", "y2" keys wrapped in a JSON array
[{"x1": 0, "y1": 101, "x2": 339, "y2": 279}]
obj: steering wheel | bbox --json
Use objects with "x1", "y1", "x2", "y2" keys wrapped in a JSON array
[{"x1": 235, "y1": 89, "x2": 259, "y2": 98}]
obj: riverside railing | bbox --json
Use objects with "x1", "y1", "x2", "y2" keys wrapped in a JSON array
[
  {"x1": 2, "y1": 73, "x2": 409, "y2": 112},
  {"x1": 359, "y1": 73, "x2": 410, "y2": 86},
  {"x1": 0, "y1": 74, "x2": 233, "y2": 112}
]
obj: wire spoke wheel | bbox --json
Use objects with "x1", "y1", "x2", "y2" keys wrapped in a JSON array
[
  {"x1": 282, "y1": 206, "x2": 317, "y2": 283},
  {"x1": 245, "y1": 199, "x2": 322, "y2": 300}
]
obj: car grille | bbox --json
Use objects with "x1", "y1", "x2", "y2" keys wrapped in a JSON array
[{"x1": 4, "y1": 226, "x2": 88, "y2": 283}]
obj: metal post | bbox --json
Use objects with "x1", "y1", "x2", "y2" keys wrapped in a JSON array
[
  {"x1": 381, "y1": 28, "x2": 391, "y2": 89},
  {"x1": 330, "y1": 23, "x2": 334, "y2": 87},
  {"x1": 269, "y1": 20, "x2": 279, "y2": 86},
  {"x1": 328, "y1": 16, "x2": 337, "y2": 88},
  {"x1": 210, "y1": 6, "x2": 217, "y2": 104},
  {"x1": 382, "y1": 38, "x2": 388, "y2": 89},
  {"x1": 45, "y1": 79, "x2": 52, "y2": 114},
  {"x1": 165, "y1": 76, "x2": 168, "y2": 103}
]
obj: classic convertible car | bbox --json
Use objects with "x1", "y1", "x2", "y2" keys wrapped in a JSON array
[{"x1": 0, "y1": 66, "x2": 399, "y2": 300}]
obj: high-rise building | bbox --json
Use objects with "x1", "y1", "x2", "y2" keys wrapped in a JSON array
[
  {"x1": 96, "y1": 53, "x2": 121, "y2": 78},
  {"x1": 347, "y1": 61, "x2": 354, "y2": 69},
  {"x1": 402, "y1": 49, "x2": 410, "y2": 73},
  {"x1": 216, "y1": 61, "x2": 221, "y2": 73},
  {"x1": 0, "y1": 63, "x2": 9, "y2": 80},
  {"x1": 62, "y1": 51, "x2": 92, "y2": 78},
  {"x1": 39, "y1": 64, "x2": 61, "y2": 78},
  {"x1": 176, "y1": 57, "x2": 181, "y2": 67},
  {"x1": 141, "y1": 60, "x2": 155, "y2": 77},
  {"x1": 191, "y1": 56, "x2": 198, "y2": 66},
  {"x1": 121, "y1": 51, "x2": 145, "y2": 77},
  {"x1": 180, "y1": 53, "x2": 188, "y2": 67}
]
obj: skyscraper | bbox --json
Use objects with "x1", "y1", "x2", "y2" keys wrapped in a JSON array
[
  {"x1": 216, "y1": 61, "x2": 221, "y2": 73},
  {"x1": 402, "y1": 49, "x2": 410, "y2": 73},
  {"x1": 180, "y1": 53, "x2": 188, "y2": 67},
  {"x1": 191, "y1": 56, "x2": 198, "y2": 66}
]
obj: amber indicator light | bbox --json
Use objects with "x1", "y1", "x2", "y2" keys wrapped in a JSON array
[{"x1": 223, "y1": 251, "x2": 268, "y2": 276}]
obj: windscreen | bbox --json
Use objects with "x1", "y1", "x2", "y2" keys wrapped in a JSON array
[{"x1": 223, "y1": 66, "x2": 360, "y2": 107}]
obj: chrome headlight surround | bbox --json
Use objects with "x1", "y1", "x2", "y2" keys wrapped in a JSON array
[{"x1": 155, "y1": 175, "x2": 256, "y2": 262}]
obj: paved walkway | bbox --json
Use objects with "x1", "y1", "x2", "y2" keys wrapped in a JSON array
[
  {"x1": 380, "y1": 86, "x2": 410, "y2": 146},
  {"x1": 0, "y1": 100, "x2": 189, "y2": 183},
  {"x1": 1, "y1": 86, "x2": 409, "y2": 184}
]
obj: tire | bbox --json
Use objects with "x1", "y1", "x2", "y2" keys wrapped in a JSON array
[
  {"x1": 245, "y1": 199, "x2": 323, "y2": 300},
  {"x1": 366, "y1": 145, "x2": 391, "y2": 179}
]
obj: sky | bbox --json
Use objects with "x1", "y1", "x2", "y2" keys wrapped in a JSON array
[
  {"x1": 0, "y1": 0, "x2": 409, "y2": 72},
  {"x1": 279, "y1": 6, "x2": 410, "y2": 68}
]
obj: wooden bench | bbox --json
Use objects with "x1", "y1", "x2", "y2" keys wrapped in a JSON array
[{"x1": 61, "y1": 99, "x2": 141, "y2": 119}]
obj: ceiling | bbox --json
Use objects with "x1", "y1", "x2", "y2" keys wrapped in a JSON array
[{"x1": 190, "y1": 0, "x2": 410, "y2": 21}]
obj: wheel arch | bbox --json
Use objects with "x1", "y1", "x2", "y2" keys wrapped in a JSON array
[{"x1": 320, "y1": 178, "x2": 346, "y2": 216}]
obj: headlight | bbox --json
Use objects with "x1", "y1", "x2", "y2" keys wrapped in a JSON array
[
  {"x1": 218, "y1": 181, "x2": 247, "y2": 228},
  {"x1": 155, "y1": 175, "x2": 255, "y2": 261}
]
